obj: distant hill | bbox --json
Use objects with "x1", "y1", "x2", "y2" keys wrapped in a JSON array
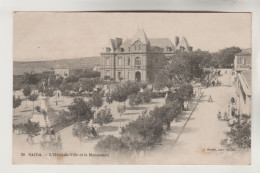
[{"x1": 13, "y1": 57, "x2": 101, "y2": 75}]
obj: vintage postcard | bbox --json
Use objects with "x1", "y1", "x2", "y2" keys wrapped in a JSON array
[{"x1": 13, "y1": 12, "x2": 251, "y2": 164}]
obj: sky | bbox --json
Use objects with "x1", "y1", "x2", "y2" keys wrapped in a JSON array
[{"x1": 13, "y1": 12, "x2": 251, "y2": 61}]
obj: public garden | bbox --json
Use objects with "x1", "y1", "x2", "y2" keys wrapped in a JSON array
[{"x1": 12, "y1": 47, "x2": 251, "y2": 164}]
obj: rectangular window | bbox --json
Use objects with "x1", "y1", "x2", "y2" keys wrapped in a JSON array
[
  {"x1": 106, "y1": 71, "x2": 110, "y2": 76},
  {"x1": 118, "y1": 58, "x2": 122, "y2": 66},
  {"x1": 127, "y1": 72, "x2": 130, "y2": 79},
  {"x1": 128, "y1": 57, "x2": 130, "y2": 66},
  {"x1": 106, "y1": 58, "x2": 110, "y2": 65},
  {"x1": 118, "y1": 72, "x2": 121, "y2": 80}
]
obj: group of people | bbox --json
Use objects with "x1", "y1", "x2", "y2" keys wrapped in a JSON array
[
  {"x1": 40, "y1": 127, "x2": 62, "y2": 150},
  {"x1": 193, "y1": 87, "x2": 202, "y2": 98}
]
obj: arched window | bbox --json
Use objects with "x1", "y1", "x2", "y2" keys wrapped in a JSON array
[{"x1": 135, "y1": 57, "x2": 141, "y2": 66}]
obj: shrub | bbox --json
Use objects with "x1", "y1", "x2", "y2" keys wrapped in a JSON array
[
  {"x1": 95, "y1": 135, "x2": 129, "y2": 153},
  {"x1": 90, "y1": 92, "x2": 104, "y2": 109},
  {"x1": 141, "y1": 89, "x2": 152, "y2": 103},
  {"x1": 58, "y1": 109, "x2": 74, "y2": 124},
  {"x1": 68, "y1": 97, "x2": 94, "y2": 122},
  {"x1": 151, "y1": 92, "x2": 167, "y2": 99},
  {"x1": 72, "y1": 121, "x2": 92, "y2": 139},
  {"x1": 122, "y1": 115, "x2": 164, "y2": 149},
  {"x1": 176, "y1": 84, "x2": 193, "y2": 102},
  {"x1": 65, "y1": 75, "x2": 79, "y2": 83},
  {"x1": 221, "y1": 114, "x2": 251, "y2": 150}
]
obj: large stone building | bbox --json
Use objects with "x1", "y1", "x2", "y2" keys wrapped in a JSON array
[{"x1": 100, "y1": 28, "x2": 192, "y2": 82}]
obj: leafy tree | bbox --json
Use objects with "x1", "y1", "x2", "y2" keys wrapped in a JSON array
[
  {"x1": 111, "y1": 81, "x2": 141, "y2": 106},
  {"x1": 105, "y1": 91, "x2": 113, "y2": 104},
  {"x1": 65, "y1": 75, "x2": 79, "y2": 83},
  {"x1": 23, "y1": 85, "x2": 32, "y2": 108},
  {"x1": 122, "y1": 115, "x2": 164, "y2": 151},
  {"x1": 13, "y1": 95, "x2": 22, "y2": 116},
  {"x1": 81, "y1": 79, "x2": 96, "y2": 93},
  {"x1": 177, "y1": 84, "x2": 193, "y2": 102},
  {"x1": 200, "y1": 69, "x2": 211, "y2": 87},
  {"x1": 44, "y1": 89, "x2": 55, "y2": 97},
  {"x1": 54, "y1": 76, "x2": 64, "y2": 88},
  {"x1": 24, "y1": 119, "x2": 41, "y2": 144},
  {"x1": 150, "y1": 106, "x2": 175, "y2": 130},
  {"x1": 68, "y1": 97, "x2": 94, "y2": 122},
  {"x1": 58, "y1": 109, "x2": 74, "y2": 124},
  {"x1": 78, "y1": 69, "x2": 101, "y2": 79},
  {"x1": 141, "y1": 89, "x2": 152, "y2": 103},
  {"x1": 72, "y1": 82, "x2": 81, "y2": 92},
  {"x1": 28, "y1": 93, "x2": 39, "y2": 113},
  {"x1": 13, "y1": 82, "x2": 21, "y2": 93},
  {"x1": 93, "y1": 107, "x2": 114, "y2": 126},
  {"x1": 72, "y1": 121, "x2": 92, "y2": 140},
  {"x1": 90, "y1": 92, "x2": 103, "y2": 109},
  {"x1": 129, "y1": 93, "x2": 138, "y2": 108},
  {"x1": 111, "y1": 85, "x2": 129, "y2": 104},
  {"x1": 124, "y1": 81, "x2": 140, "y2": 95},
  {"x1": 22, "y1": 72, "x2": 40, "y2": 85},
  {"x1": 157, "y1": 50, "x2": 212, "y2": 91},
  {"x1": 153, "y1": 72, "x2": 170, "y2": 91},
  {"x1": 212, "y1": 47, "x2": 242, "y2": 68}
]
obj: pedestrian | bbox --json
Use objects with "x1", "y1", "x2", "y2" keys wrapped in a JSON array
[
  {"x1": 91, "y1": 125, "x2": 97, "y2": 137},
  {"x1": 217, "y1": 111, "x2": 222, "y2": 119},
  {"x1": 208, "y1": 95, "x2": 213, "y2": 102},
  {"x1": 50, "y1": 128, "x2": 55, "y2": 135}
]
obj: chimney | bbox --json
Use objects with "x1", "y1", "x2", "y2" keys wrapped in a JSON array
[
  {"x1": 175, "y1": 36, "x2": 179, "y2": 46},
  {"x1": 115, "y1": 38, "x2": 122, "y2": 49}
]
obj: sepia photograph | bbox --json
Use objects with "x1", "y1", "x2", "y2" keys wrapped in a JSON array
[{"x1": 12, "y1": 12, "x2": 251, "y2": 165}]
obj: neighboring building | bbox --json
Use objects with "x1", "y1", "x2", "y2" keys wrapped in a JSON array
[
  {"x1": 234, "y1": 48, "x2": 251, "y2": 74},
  {"x1": 92, "y1": 64, "x2": 101, "y2": 72},
  {"x1": 100, "y1": 28, "x2": 192, "y2": 82},
  {"x1": 54, "y1": 64, "x2": 84, "y2": 78},
  {"x1": 236, "y1": 70, "x2": 251, "y2": 115},
  {"x1": 233, "y1": 48, "x2": 252, "y2": 115}
]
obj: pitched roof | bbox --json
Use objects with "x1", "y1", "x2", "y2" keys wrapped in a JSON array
[
  {"x1": 120, "y1": 39, "x2": 131, "y2": 51},
  {"x1": 149, "y1": 38, "x2": 175, "y2": 49},
  {"x1": 236, "y1": 48, "x2": 251, "y2": 56},
  {"x1": 130, "y1": 28, "x2": 149, "y2": 44},
  {"x1": 176, "y1": 37, "x2": 191, "y2": 51}
]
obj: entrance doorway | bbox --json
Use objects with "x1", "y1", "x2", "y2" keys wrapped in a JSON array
[
  {"x1": 135, "y1": 71, "x2": 141, "y2": 82},
  {"x1": 118, "y1": 72, "x2": 121, "y2": 81}
]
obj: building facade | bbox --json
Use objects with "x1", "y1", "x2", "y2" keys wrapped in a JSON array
[
  {"x1": 54, "y1": 64, "x2": 85, "y2": 78},
  {"x1": 234, "y1": 48, "x2": 252, "y2": 74},
  {"x1": 236, "y1": 71, "x2": 251, "y2": 115},
  {"x1": 100, "y1": 29, "x2": 192, "y2": 82},
  {"x1": 234, "y1": 49, "x2": 252, "y2": 115}
]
